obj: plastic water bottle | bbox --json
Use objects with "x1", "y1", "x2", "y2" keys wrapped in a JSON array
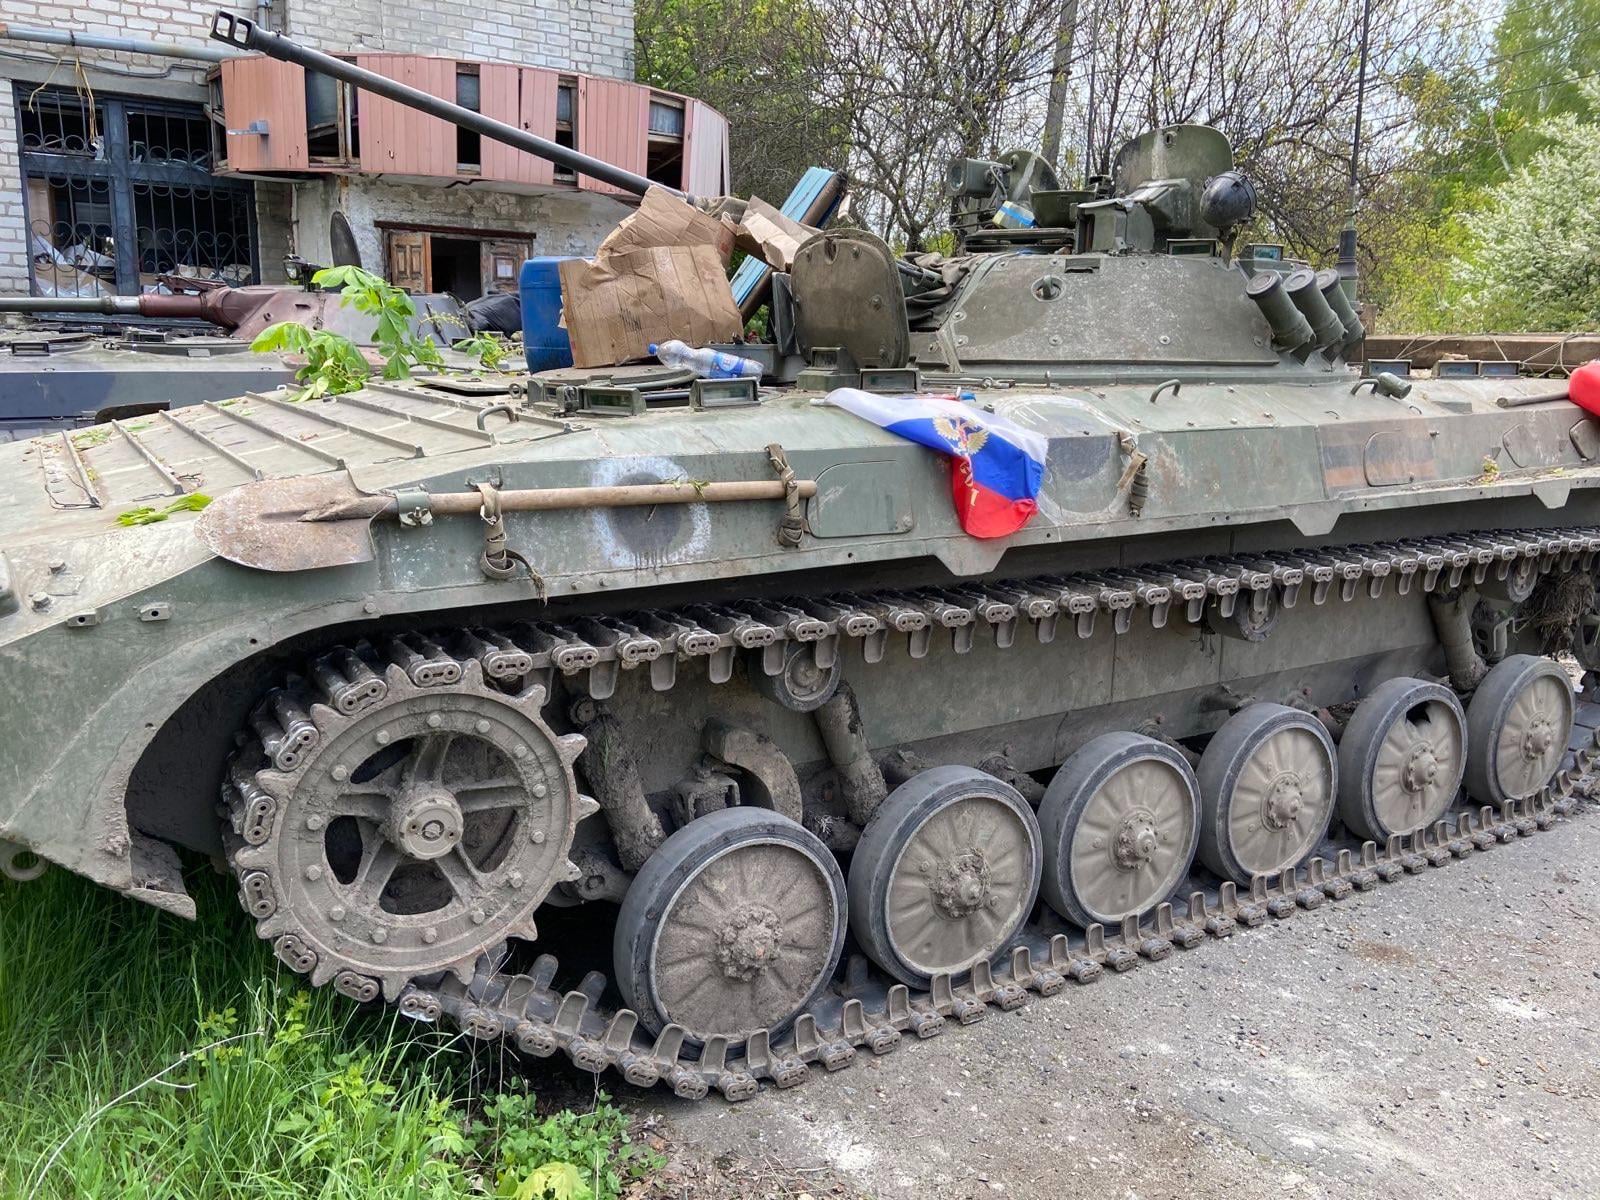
[
  {"x1": 650, "y1": 339, "x2": 764, "y2": 380},
  {"x1": 992, "y1": 200, "x2": 1036, "y2": 229}
]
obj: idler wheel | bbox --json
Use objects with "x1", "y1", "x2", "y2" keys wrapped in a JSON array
[
  {"x1": 1337, "y1": 676, "x2": 1466, "y2": 841},
  {"x1": 614, "y1": 807, "x2": 846, "y2": 1048},
  {"x1": 848, "y1": 766, "x2": 1042, "y2": 987},
  {"x1": 1039, "y1": 733, "x2": 1200, "y2": 927},
  {"x1": 1465, "y1": 654, "x2": 1573, "y2": 805},
  {"x1": 1197, "y1": 704, "x2": 1337, "y2": 883}
]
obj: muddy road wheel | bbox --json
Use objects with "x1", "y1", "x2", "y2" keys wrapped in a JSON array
[
  {"x1": 1040, "y1": 733, "x2": 1200, "y2": 927},
  {"x1": 1197, "y1": 704, "x2": 1337, "y2": 884},
  {"x1": 1465, "y1": 654, "x2": 1573, "y2": 805},
  {"x1": 614, "y1": 806, "x2": 846, "y2": 1049},
  {"x1": 1336, "y1": 676, "x2": 1466, "y2": 842},
  {"x1": 848, "y1": 766, "x2": 1042, "y2": 987}
]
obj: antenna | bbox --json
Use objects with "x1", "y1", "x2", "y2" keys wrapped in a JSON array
[
  {"x1": 1336, "y1": 0, "x2": 1373, "y2": 303},
  {"x1": 1081, "y1": 2, "x2": 1100, "y2": 185}
]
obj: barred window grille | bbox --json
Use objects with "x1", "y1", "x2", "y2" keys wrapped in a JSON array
[{"x1": 16, "y1": 85, "x2": 258, "y2": 297}]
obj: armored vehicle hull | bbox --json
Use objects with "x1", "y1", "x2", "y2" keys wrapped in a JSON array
[
  {"x1": 0, "y1": 289, "x2": 469, "y2": 435},
  {"x1": 3, "y1": 352, "x2": 1598, "y2": 1098},
  {"x1": 5, "y1": 18, "x2": 1597, "y2": 1099}
]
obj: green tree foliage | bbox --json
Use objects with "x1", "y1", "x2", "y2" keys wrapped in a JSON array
[
  {"x1": 1451, "y1": 94, "x2": 1600, "y2": 329},
  {"x1": 1480, "y1": 0, "x2": 1600, "y2": 171},
  {"x1": 635, "y1": 0, "x2": 844, "y2": 200},
  {"x1": 1370, "y1": 0, "x2": 1600, "y2": 329}
]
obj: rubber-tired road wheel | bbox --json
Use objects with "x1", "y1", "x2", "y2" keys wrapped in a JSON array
[
  {"x1": 1465, "y1": 654, "x2": 1573, "y2": 805},
  {"x1": 848, "y1": 765, "x2": 1042, "y2": 988},
  {"x1": 1197, "y1": 704, "x2": 1337, "y2": 884},
  {"x1": 613, "y1": 806, "x2": 846, "y2": 1049},
  {"x1": 1039, "y1": 732, "x2": 1200, "y2": 927},
  {"x1": 1336, "y1": 676, "x2": 1465, "y2": 842}
]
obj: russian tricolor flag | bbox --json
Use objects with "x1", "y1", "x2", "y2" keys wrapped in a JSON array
[{"x1": 826, "y1": 389, "x2": 1048, "y2": 538}]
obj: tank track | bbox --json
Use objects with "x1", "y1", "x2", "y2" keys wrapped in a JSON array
[{"x1": 225, "y1": 524, "x2": 1600, "y2": 1102}]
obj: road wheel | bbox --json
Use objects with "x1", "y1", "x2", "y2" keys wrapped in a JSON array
[
  {"x1": 849, "y1": 766, "x2": 1042, "y2": 987},
  {"x1": 1336, "y1": 676, "x2": 1465, "y2": 841},
  {"x1": 1039, "y1": 733, "x2": 1200, "y2": 927},
  {"x1": 1197, "y1": 704, "x2": 1337, "y2": 883},
  {"x1": 614, "y1": 806, "x2": 846, "y2": 1048}
]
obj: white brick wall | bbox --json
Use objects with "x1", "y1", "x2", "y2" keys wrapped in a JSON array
[
  {"x1": 0, "y1": 93, "x2": 26, "y2": 295},
  {"x1": 284, "y1": 0, "x2": 635, "y2": 77}
]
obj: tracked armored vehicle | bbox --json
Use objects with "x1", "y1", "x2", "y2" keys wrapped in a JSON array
[
  {"x1": 3, "y1": 14, "x2": 1599, "y2": 1103},
  {"x1": 0, "y1": 282, "x2": 470, "y2": 438}
]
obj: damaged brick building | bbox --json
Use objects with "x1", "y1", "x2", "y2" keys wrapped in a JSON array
[{"x1": 0, "y1": 0, "x2": 728, "y2": 299}]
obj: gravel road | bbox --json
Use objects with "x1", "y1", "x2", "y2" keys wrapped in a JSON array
[{"x1": 647, "y1": 808, "x2": 1600, "y2": 1199}]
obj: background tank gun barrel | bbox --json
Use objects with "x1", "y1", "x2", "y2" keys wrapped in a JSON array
[
  {"x1": 209, "y1": 12, "x2": 671, "y2": 201},
  {"x1": 0, "y1": 289, "x2": 267, "y2": 329}
]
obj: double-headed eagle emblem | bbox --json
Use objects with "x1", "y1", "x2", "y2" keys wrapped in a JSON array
[{"x1": 933, "y1": 415, "x2": 989, "y2": 457}]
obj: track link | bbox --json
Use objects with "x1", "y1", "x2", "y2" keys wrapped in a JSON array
[{"x1": 225, "y1": 524, "x2": 1600, "y2": 1102}]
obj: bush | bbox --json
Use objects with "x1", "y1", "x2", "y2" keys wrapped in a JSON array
[{"x1": 1451, "y1": 86, "x2": 1600, "y2": 330}]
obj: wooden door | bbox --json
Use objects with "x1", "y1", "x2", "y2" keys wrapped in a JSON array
[
  {"x1": 481, "y1": 240, "x2": 529, "y2": 295},
  {"x1": 386, "y1": 230, "x2": 431, "y2": 292}
]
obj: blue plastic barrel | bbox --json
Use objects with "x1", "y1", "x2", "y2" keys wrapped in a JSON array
[{"x1": 519, "y1": 255, "x2": 576, "y2": 372}]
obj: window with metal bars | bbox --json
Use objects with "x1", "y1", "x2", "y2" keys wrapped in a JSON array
[{"x1": 15, "y1": 85, "x2": 259, "y2": 297}]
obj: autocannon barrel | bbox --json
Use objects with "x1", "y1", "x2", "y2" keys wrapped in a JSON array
[
  {"x1": 0, "y1": 288, "x2": 271, "y2": 329},
  {"x1": 209, "y1": 11, "x2": 672, "y2": 201},
  {"x1": 0, "y1": 296, "x2": 146, "y2": 317}
]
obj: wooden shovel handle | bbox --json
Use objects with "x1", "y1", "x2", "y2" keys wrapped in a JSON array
[{"x1": 311, "y1": 479, "x2": 818, "y2": 522}]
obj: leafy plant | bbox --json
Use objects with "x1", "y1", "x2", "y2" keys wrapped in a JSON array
[
  {"x1": 475, "y1": 1090, "x2": 661, "y2": 1200},
  {"x1": 454, "y1": 332, "x2": 513, "y2": 371},
  {"x1": 1, "y1": 867, "x2": 663, "y2": 1200},
  {"x1": 116, "y1": 493, "x2": 212, "y2": 527},
  {"x1": 249, "y1": 321, "x2": 371, "y2": 400},
  {"x1": 251, "y1": 265, "x2": 447, "y2": 400},
  {"x1": 313, "y1": 264, "x2": 447, "y2": 380}
]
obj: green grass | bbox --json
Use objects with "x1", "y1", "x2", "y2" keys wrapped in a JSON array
[{"x1": 0, "y1": 867, "x2": 661, "y2": 1200}]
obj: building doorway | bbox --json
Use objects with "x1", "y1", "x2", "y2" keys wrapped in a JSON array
[
  {"x1": 382, "y1": 225, "x2": 531, "y2": 300},
  {"x1": 430, "y1": 237, "x2": 482, "y2": 300}
]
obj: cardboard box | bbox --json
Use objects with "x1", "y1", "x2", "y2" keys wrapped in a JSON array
[
  {"x1": 597, "y1": 186, "x2": 736, "y2": 264},
  {"x1": 734, "y1": 195, "x2": 818, "y2": 273},
  {"x1": 559, "y1": 186, "x2": 743, "y2": 367},
  {"x1": 559, "y1": 245, "x2": 743, "y2": 368}
]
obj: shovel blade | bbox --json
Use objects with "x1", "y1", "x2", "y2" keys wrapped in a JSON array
[{"x1": 194, "y1": 471, "x2": 380, "y2": 571}]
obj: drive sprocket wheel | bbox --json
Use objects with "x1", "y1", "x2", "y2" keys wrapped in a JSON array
[{"x1": 225, "y1": 659, "x2": 593, "y2": 1002}]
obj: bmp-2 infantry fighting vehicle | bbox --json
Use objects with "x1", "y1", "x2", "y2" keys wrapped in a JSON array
[
  {"x1": 3, "y1": 12, "x2": 1599, "y2": 1102},
  {"x1": 0, "y1": 282, "x2": 470, "y2": 439}
]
